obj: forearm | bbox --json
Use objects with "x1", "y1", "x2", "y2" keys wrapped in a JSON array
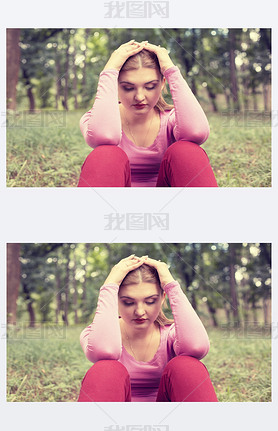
[
  {"x1": 80, "y1": 70, "x2": 122, "y2": 148},
  {"x1": 80, "y1": 283, "x2": 122, "y2": 362},
  {"x1": 165, "y1": 66, "x2": 210, "y2": 144},
  {"x1": 164, "y1": 280, "x2": 210, "y2": 359}
]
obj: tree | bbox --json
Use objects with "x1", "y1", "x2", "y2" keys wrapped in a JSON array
[
  {"x1": 7, "y1": 243, "x2": 21, "y2": 324},
  {"x1": 6, "y1": 29, "x2": 21, "y2": 110},
  {"x1": 229, "y1": 243, "x2": 240, "y2": 325},
  {"x1": 229, "y1": 29, "x2": 240, "y2": 111}
]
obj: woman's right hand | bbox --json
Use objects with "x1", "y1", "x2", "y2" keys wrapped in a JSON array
[
  {"x1": 104, "y1": 254, "x2": 147, "y2": 285},
  {"x1": 103, "y1": 40, "x2": 147, "y2": 72}
]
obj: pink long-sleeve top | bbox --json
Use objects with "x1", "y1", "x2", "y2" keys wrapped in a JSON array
[
  {"x1": 80, "y1": 280, "x2": 210, "y2": 402},
  {"x1": 80, "y1": 66, "x2": 210, "y2": 187}
]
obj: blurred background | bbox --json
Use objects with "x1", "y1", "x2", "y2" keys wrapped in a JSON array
[
  {"x1": 7, "y1": 28, "x2": 271, "y2": 113},
  {"x1": 7, "y1": 242, "x2": 271, "y2": 328},
  {"x1": 6, "y1": 28, "x2": 272, "y2": 187},
  {"x1": 6, "y1": 242, "x2": 271, "y2": 402}
]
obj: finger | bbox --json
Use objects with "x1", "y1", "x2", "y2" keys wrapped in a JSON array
[
  {"x1": 121, "y1": 254, "x2": 140, "y2": 262},
  {"x1": 125, "y1": 258, "x2": 145, "y2": 270},
  {"x1": 143, "y1": 42, "x2": 157, "y2": 50}
]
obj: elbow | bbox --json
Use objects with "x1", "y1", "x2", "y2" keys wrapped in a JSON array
[
  {"x1": 191, "y1": 340, "x2": 210, "y2": 360},
  {"x1": 85, "y1": 346, "x2": 121, "y2": 363},
  {"x1": 190, "y1": 126, "x2": 210, "y2": 145},
  {"x1": 84, "y1": 131, "x2": 120, "y2": 149}
]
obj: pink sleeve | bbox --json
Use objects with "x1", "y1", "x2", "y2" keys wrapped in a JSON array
[
  {"x1": 80, "y1": 283, "x2": 122, "y2": 363},
  {"x1": 164, "y1": 66, "x2": 210, "y2": 145},
  {"x1": 79, "y1": 69, "x2": 122, "y2": 148},
  {"x1": 164, "y1": 281, "x2": 210, "y2": 359}
]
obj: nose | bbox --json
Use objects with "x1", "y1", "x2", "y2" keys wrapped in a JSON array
[
  {"x1": 134, "y1": 88, "x2": 145, "y2": 102},
  {"x1": 134, "y1": 303, "x2": 145, "y2": 317}
]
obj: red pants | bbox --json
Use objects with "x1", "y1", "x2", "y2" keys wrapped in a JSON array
[
  {"x1": 77, "y1": 356, "x2": 218, "y2": 402},
  {"x1": 78, "y1": 141, "x2": 218, "y2": 187}
]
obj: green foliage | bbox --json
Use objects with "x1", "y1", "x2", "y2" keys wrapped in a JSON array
[
  {"x1": 6, "y1": 325, "x2": 271, "y2": 402},
  {"x1": 6, "y1": 110, "x2": 271, "y2": 187},
  {"x1": 16, "y1": 28, "x2": 271, "y2": 112},
  {"x1": 202, "y1": 327, "x2": 271, "y2": 402},
  {"x1": 15, "y1": 243, "x2": 271, "y2": 329}
]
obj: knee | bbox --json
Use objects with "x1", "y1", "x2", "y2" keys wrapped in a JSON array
[
  {"x1": 164, "y1": 140, "x2": 209, "y2": 163},
  {"x1": 164, "y1": 355, "x2": 207, "y2": 378},
  {"x1": 84, "y1": 360, "x2": 129, "y2": 379},
  {"x1": 84, "y1": 145, "x2": 129, "y2": 165}
]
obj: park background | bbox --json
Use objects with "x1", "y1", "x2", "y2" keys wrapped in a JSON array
[
  {"x1": 6, "y1": 243, "x2": 271, "y2": 402},
  {"x1": 6, "y1": 28, "x2": 271, "y2": 187}
]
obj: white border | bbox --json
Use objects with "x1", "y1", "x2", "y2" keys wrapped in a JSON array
[{"x1": 1, "y1": 1, "x2": 277, "y2": 430}]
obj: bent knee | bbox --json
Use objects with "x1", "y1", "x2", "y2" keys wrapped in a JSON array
[
  {"x1": 164, "y1": 355, "x2": 207, "y2": 376},
  {"x1": 165, "y1": 140, "x2": 209, "y2": 161},
  {"x1": 93, "y1": 145, "x2": 128, "y2": 159}
]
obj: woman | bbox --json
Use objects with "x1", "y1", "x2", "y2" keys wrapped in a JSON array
[
  {"x1": 78, "y1": 40, "x2": 218, "y2": 187},
  {"x1": 78, "y1": 255, "x2": 218, "y2": 402}
]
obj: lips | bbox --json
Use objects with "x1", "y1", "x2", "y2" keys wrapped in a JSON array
[
  {"x1": 133, "y1": 104, "x2": 146, "y2": 109},
  {"x1": 133, "y1": 318, "x2": 147, "y2": 324}
]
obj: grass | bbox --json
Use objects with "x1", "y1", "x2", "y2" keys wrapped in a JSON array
[
  {"x1": 6, "y1": 325, "x2": 271, "y2": 402},
  {"x1": 6, "y1": 109, "x2": 271, "y2": 187}
]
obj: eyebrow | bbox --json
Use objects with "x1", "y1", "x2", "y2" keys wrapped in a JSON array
[
  {"x1": 120, "y1": 294, "x2": 160, "y2": 300},
  {"x1": 119, "y1": 80, "x2": 160, "y2": 85}
]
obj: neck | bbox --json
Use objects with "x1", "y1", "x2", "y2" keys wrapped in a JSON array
[
  {"x1": 121, "y1": 105, "x2": 156, "y2": 126},
  {"x1": 122, "y1": 320, "x2": 157, "y2": 340}
]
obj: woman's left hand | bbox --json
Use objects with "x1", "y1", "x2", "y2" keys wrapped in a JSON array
[
  {"x1": 143, "y1": 257, "x2": 175, "y2": 289},
  {"x1": 143, "y1": 42, "x2": 175, "y2": 74}
]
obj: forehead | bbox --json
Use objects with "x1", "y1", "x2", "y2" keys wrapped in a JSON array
[
  {"x1": 119, "y1": 67, "x2": 161, "y2": 85},
  {"x1": 119, "y1": 282, "x2": 161, "y2": 299}
]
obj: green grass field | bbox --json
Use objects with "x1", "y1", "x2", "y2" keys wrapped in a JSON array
[
  {"x1": 6, "y1": 110, "x2": 271, "y2": 187},
  {"x1": 6, "y1": 325, "x2": 271, "y2": 402}
]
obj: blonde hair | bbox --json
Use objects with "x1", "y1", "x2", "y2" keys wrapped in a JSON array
[
  {"x1": 119, "y1": 49, "x2": 174, "y2": 112},
  {"x1": 120, "y1": 263, "x2": 174, "y2": 326}
]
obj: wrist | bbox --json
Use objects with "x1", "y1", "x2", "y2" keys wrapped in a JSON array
[
  {"x1": 161, "y1": 277, "x2": 175, "y2": 289},
  {"x1": 161, "y1": 62, "x2": 175, "y2": 74},
  {"x1": 103, "y1": 61, "x2": 121, "y2": 72},
  {"x1": 104, "y1": 277, "x2": 120, "y2": 285}
]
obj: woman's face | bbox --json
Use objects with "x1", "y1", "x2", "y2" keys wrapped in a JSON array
[
  {"x1": 118, "y1": 282, "x2": 165, "y2": 329},
  {"x1": 118, "y1": 67, "x2": 165, "y2": 115}
]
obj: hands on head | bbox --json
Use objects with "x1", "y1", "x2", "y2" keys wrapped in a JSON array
[
  {"x1": 103, "y1": 40, "x2": 174, "y2": 74},
  {"x1": 104, "y1": 254, "x2": 175, "y2": 288}
]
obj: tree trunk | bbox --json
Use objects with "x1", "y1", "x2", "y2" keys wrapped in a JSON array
[
  {"x1": 82, "y1": 243, "x2": 91, "y2": 306},
  {"x1": 252, "y1": 301, "x2": 258, "y2": 323},
  {"x1": 229, "y1": 29, "x2": 240, "y2": 111},
  {"x1": 22, "y1": 67, "x2": 36, "y2": 112},
  {"x1": 82, "y1": 29, "x2": 90, "y2": 101},
  {"x1": 206, "y1": 85, "x2": 218, "y2": 112},
  {"x1": 55, "y1": 52, "x2": 62, "y2": 110},
  {"x1": 72, "y1": 36, "x2": 78, "y2": 110},
  {"x1": 7, "y1": 243, "x2": 21, "y2": 325},
  {"x1": 27, "y1": 301, "x2": 36, "y2": 328},
  {"x1": 72, "y1": 251, "x2": 79, "y2": 324},
  {"x1": 63, "y1": 35, "x2": 70, "y2": 111},
  {"x1": 252, "y1": 86, "x2": 258, "y2": 110},
  {"x1": 6, "y1": 29, "x2": 21, "y2": 110},
  {"x1": 263, "y1": 84, "x2": 270, "y2": 112},
  {"x1": 56, "y1": 269, "x2": 62, "y2": 324},
  {"x1": 229, "y1": 244, "x2": 240, "y2": 325},
  {"x1": 263, "y1": 297, "x2": 270, "y2": 325},
  {"x1": 27, "y1": 85, "x2": 35, "y2": 112},
  {"x1": 63, "y1": 253, "x2": 70, "y2": 325}
]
